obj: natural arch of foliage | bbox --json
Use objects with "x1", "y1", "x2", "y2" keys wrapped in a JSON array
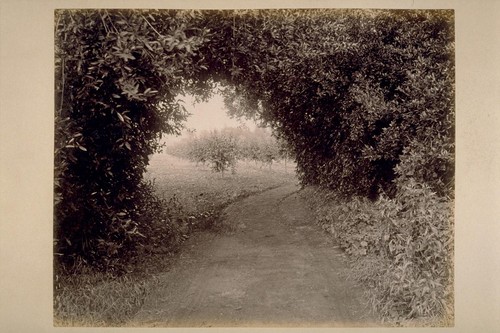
[{"x1": 55, "y1": 9, "x2": 454, "y2": 269}]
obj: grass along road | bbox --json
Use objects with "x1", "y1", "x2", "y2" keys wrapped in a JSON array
[
  {"x1": 129, "y1": 184, "x2": 376, "y2": 327},
  {"x1": 54, "y1": 154, "x2": 298, "y2": 326},
  {"x1": 145, "y1": 153, "x2": 297, "y2": 217}
]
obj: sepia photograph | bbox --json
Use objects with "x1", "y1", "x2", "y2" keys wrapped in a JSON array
[
  {"x1": 1, "y1": 1, "x2": 499, "y2": 332},
  {"x1": 53, "y1": 8, "x2": 454, "y2": 327}
]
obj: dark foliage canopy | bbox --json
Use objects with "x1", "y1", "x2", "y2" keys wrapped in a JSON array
[{"x1": 55, "y1": 9, "x2": 454, "y2": 265}]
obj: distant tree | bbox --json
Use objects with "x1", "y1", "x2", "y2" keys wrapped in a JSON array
[{"x1": 178, "y1": 130, "x2": 239, "y2": 174}]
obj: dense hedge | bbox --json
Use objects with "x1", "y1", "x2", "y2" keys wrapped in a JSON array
[
  {"x1": 55, "y1": 9, "x2": 454, "y2": 269},
  {"x1": 54, "y1": 10, "x2": 209, "y2": 265},
  {"x1": 200, "y1": 9, "x2": 455, "y2": 198}
]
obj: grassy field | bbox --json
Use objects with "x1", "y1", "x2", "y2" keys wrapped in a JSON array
[
  {"x1": 54, "y1": 153, "x2": 297, "y2": 326},
  {"x1": 145, "y1": 153, "x2": 296, "y2": 216}
]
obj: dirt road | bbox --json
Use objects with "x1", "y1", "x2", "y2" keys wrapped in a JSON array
[{"x1": 130, "y1": 184, "x2": 376, "y2": 327}]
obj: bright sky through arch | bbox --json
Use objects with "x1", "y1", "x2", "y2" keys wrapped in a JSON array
[{"x1": 176, "y1": 92, "x2": 256, "y2": 136}]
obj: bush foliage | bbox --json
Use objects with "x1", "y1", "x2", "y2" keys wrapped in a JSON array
[
  {"x1": 166, "y1": 126, "x2": 289, "y2": 171},
  {"x1": 172, "y1": 129, "x2": 239, "y2": 174},
  {"x1": 206, "y1": 9, "x2": 455, "y2": 199},
  {"x1": 55, "y1": 9, "x2": 454, "y2": 323},
  {"x1": 305, "y1": 180, "x2": 454, "y2": 324},
  {"x1": 54, "y1": 9, "x2": 210, "y2": 266}
]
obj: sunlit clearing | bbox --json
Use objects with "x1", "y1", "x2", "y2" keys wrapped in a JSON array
[{"x1": 162, "y1": 92, "x2": 257, "y2": 146}]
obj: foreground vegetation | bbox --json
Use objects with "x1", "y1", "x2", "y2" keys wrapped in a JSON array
[
  {"x1": 54, "y1": 154, "x2": 296, "y2": 326},
  {"x1": 303, "y1": 183, "x2": 454, "y2": 326}
]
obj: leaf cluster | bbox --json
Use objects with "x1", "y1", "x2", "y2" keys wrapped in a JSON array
[
  {"x1": 306, "y1": 180, "x2": 454, "y2": 324},
  {"x1": 54, "y1": 9, "x2": 210, "y2": 268},
  {"x1": 198, "y1": 9, "x2": 454, "y2": 198}
]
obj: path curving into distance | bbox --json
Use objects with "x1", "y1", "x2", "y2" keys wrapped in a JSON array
[{"x1": 130, "y1": 184, "x2": 376, "y2": 327}]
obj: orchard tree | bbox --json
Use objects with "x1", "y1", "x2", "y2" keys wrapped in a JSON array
[
  {"x1": 181, "y1": 130, "x2": 239, "y2": 174},
  {"x1": 205, "y1": 130, "x2": 239, "y2": 174}
]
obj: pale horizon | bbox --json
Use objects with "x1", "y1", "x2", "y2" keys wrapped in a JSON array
[{"x1": 163, "y1": 92, "x2": 258, "y2": 144}]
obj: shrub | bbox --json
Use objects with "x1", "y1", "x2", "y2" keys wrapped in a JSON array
[
  {"x1": 173, "y1": 129, "x2": 240, "y2": 174},
  {"x1": 215, "y1": 9, "x2": 454, "y2": 199},
  {"x1": 306, "y1": 180, "x2": 454, "y2": 324},
  {"x1": 54, "y1": 9, "x2": 208, "y2": 268},
  {"x1": 167, "y1": 126, "x2": 288, "y2": 170},
  {"x1": 373, "y1": 180, "x2": 454, "y2": 323}
]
